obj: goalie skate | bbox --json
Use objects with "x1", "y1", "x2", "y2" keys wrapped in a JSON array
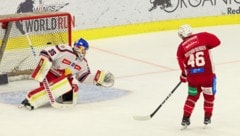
[{"x1": 18, "y1": 99, "x2": 34, "y2": 110}]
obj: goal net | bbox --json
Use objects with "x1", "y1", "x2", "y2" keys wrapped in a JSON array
[{"x1": 0, "y1": 12, "x2": 72, "y2": 81}]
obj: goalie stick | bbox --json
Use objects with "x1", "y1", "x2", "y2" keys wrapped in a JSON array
[
  {"x1": 25, "y1": 33, "x2": 77, "y2": 110},
  {"x1": 133, "y1": 81, "x2": 182, "y2": 121}
]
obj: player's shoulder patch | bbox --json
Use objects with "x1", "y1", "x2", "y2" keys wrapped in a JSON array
[
  {"x1": 57, "y1": 44, "x2": 69, "y2": 49},
  {"x1": 56, "y1": 44, "x2": 73, "y2": 52}
]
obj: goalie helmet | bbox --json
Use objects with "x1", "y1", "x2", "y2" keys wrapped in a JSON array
[
  {"x1": 73, "y1": 38, "x2": 89, "y2": 61},
  {"x1": 178, "y1": 24, "x2": 192, "y2": 39}
]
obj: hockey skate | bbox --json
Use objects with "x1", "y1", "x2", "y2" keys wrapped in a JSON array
[
  {"x1": 19, "y1": 99, "x2": 34, "y2": 110},
  {"x1": 181, "y1": 116, "x2": 190, "y2": 130},
  {"x1": 204, "y1": 117, "x2": 211, "y2": 125},
  {"x1": 56, "y1": 91, "x2": 73, "y2": 104}
]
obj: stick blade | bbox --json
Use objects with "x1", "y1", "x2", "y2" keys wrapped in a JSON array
[{"x1": 133, "y1": 115, "x2": 151, "y2": 121}]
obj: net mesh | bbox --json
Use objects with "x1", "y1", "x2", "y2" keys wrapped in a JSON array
[{"x1": 0, "y1": 12, "x2": 72, "y2": 80}]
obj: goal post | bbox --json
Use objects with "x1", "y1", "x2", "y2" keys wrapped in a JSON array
[{"x1": 0, "y1": 12, "x2": 72, "y2": 82}]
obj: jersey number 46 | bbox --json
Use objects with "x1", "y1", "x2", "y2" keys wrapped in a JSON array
[{"x1": 187, "y1": 51, "x2": 205, "y2": 67}]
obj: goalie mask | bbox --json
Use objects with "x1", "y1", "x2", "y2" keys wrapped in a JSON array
[
  {"x1": 73, "y1": 38, "x2": 89, "y2": 61},
  {"x1": 178, "y1": 24, "x2": 192, "y2": 39}
]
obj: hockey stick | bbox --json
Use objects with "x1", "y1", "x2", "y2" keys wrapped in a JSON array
[
  {"x1": 25, "y1": 33, "x2": 76, "y2": 109},
  {"x1": 133, "y1": 81, "x2": 182, "y2": 121}
]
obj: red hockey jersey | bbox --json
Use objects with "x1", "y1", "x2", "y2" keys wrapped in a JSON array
[{"x1": 177, "y1": 32, "x2": 221, "y2": 77}]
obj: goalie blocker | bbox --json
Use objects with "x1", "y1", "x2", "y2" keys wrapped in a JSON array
[{"x1": 32, "y1": 57, "x2": 52, "y2": 82}]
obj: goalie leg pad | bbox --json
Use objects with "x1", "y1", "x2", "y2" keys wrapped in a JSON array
[
  {"x1": 58, "y1": 77, "x2": 79, "y2": 104},
  {"x1": 31, "y1": 57, "x2": 52, "y2": 82},
  {"x1": 26, "y1": 76, "x2": 72, "y2": 109}
]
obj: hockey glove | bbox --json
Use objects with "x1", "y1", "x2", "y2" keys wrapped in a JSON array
[
  {"x1": 94, "y1": 70, "x2": 115, "y2": 87},
  {"x1": 180, "y1": 73, "x2": 187, "y2": 83}
]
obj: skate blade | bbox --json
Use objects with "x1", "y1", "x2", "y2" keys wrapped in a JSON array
[
  {"x1": 203, "y1": 124, "x2": 208, "y2": 129},
  {"x1": 180, "y1": 125, "x2": 188, "y2": 130},
  {"x1": 18, "y1": 105, "x2": 32, "y2": 111}
]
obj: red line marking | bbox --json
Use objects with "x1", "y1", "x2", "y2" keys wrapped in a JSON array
[
  {"x1": 91, "y1": 46, "x2": 240, "y2": 79},
  {"x1": 91, "y1": 46, "x2": 175, "y2": 70}
]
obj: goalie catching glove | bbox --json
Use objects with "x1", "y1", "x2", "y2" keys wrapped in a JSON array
[{"x1": 94, "y1": 70, "x2": 114, "y2": 87}]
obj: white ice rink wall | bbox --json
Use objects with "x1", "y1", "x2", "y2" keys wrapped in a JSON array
[{"x1": 0, "y1": 0, "x2": 239, "y2": 40}]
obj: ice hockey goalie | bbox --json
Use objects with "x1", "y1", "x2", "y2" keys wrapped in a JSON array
[{"x1": 20, "y1": 38, "x2": 115, "y2": 110}]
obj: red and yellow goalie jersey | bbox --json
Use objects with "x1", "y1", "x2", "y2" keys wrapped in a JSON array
[{"x1": 177, "y1": 32, "x2": 221, "y2": 78}]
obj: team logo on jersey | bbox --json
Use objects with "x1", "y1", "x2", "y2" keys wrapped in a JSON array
[
  {"x1": 74, "y1": 65, "x2": 81, "y2": 71},
  {"x1": 62, "y1": 59, "x2": 71, "y2": 65},
  {"x1": 71, "y1": 63, "x2": 81, "y2": 71},
  {"x1": 63, "y1": 61, "x2": 81, "y2": 71}
]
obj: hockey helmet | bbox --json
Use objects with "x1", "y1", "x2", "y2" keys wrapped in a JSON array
[
  {"x1": 73, "y1": 38, "x2": 89, "y2": 60},
  {"x1": 178, "y1": 24, "x2": 192, "y2": 39}
]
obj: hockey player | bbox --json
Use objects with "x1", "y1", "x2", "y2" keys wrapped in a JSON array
[
  {"x1": 20, "y1": 38, "x2": 114, "y2": 110},
  {"x1": 176, "y1": 24, "x2": 221, "y2": 127}
]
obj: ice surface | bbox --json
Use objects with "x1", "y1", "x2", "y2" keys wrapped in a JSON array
[{"x1": 0, "y1": 24, "x2": 240, "y2": 136}]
